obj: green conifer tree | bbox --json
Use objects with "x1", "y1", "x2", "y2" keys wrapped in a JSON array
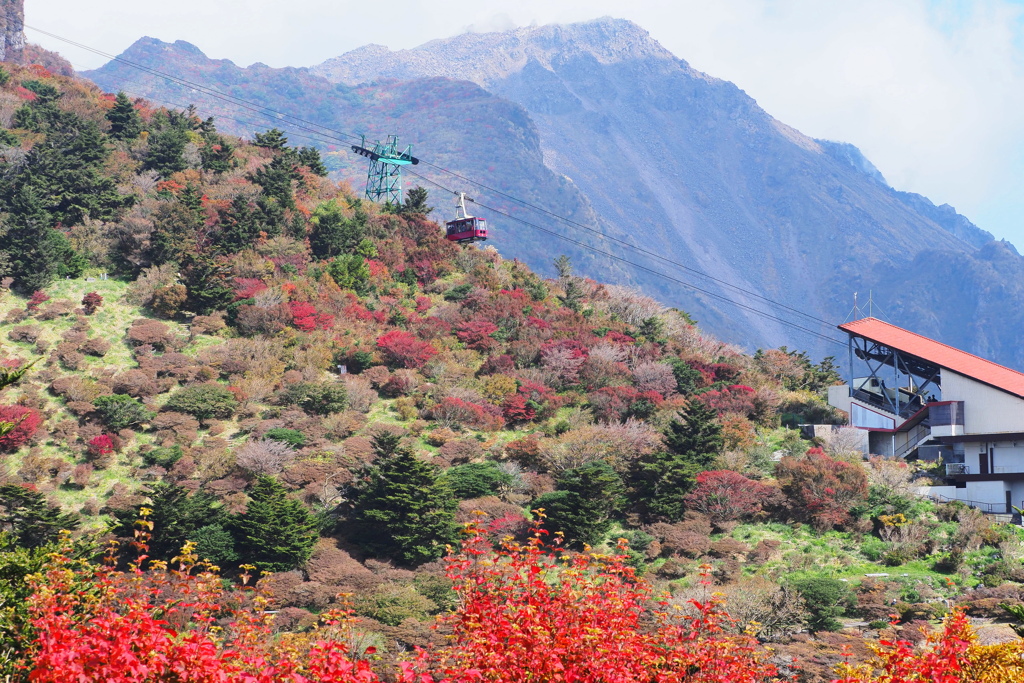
[
  {"x1": 250, "y1": 155, "x2": 300, "y2": 209},
  {"x1": 254, "y1": 128, "x2": 288, "y2": 150},
  {"x1": 532, "y1": 461, "x2": 624, "y2": 549},
  {"x1": 296, "y1": 147, "x2": 328, "y2": 176},
  {"x1": 106, "y1": 92, "x2": 142, "y2": 141},
  {"x1": 627, "y1": 402, "x2": 724, "y2": 522},
  {"x1": 0, "y1": 484, "x2": 80, "y2": 548},
  {"x1": 232, "y1": 476, "x2": 318, "y2": 573},
  {"x1": 400, "y1": 187, "x2": 433, "y2": 215},
  {"x1": 144, "y1": 126, "x2": 189, "y2": 177},
  {"x1": 346, "y1": 433, "x2": 457, "y2": 566},
  {"x1": 309, "y1": 201, "x2": 363, "y2": 259},
  {"x1": 111, "y1": 483, "x2": 227, "y2": 562}
]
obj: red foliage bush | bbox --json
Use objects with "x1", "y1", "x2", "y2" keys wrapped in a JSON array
[
  {"x1": 288, "y1": 301, "x2": 334, "y2": 331},
  {"x1": 0, "y1": 405, "x2": 42, "y2": 452},
  {"x1": 86, "y1": 434, "x2": 116, "y2": 458},
  {"x1": 431, "y1": 397, "x2": 505, "y2": 431},
  {"x1": 455, "y1": 321, "x2": 499, "y2": 352},
  {"x1": 697, "y1": 384, "x2": 757, "y2": 416},
  {"x1": 81, "y1": 292, "x2": 103, "y2": 315},
  {"x1": 776, "y1": 447, "x2": 869, "y2": 530},
  {"x1": 233, "y1": 277, "x2": 268, "y2": 300},
  {"x1": 683, "y1": 470, "x2": 779, "y2": 523},
  {"x1": 430, "y1": 524, "x2": 781, "y2": 683},
  {"x1": 26, "y1": 291, "x2": 50, "y2": 313},
  {"x1": 376, "y1": 330, "x2": 437, "y2": 369},
  {"x1": 501, "y1": 393, "x2": 536, "y2": 423}
]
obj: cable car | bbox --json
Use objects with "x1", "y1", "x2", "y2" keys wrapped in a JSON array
[{"x1": 445, "y1": 192, "x2": 488, "y2": 243}]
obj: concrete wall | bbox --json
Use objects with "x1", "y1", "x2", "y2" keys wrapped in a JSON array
[{"x1": 942, "y1": 371, "x2": 1024, "y2": 434}]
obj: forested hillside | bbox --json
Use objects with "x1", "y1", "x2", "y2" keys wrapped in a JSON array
[{"x1": 3, "y1": 62, "x2": 1024, "y2": 682}]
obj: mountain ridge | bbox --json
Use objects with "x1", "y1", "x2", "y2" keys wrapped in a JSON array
[{"x1": 82, "y1": 20, "x2": 1024, "y2": 369}]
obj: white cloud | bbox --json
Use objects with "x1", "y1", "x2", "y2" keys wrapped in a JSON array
[{"x1": 25, "y1": 0, "x2": 1024, "y2": 244}]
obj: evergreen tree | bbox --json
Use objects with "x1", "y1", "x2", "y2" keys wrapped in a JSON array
[
  {"x1": 200, "y1": 134, "x2": 236, "y2": 174},
  {"x1": 212, "y1": 194, "x2": 262, "y2": 253},
  {"x1": 106, "y1": 92, "x2": 142, "y2": 141},
  {"x1": 143, "y1": 126, "x2": 189, "y2": 177},
  {"x1": 181, "y1": 253, "x2": 234, "y2": 314},
  {"x1": 296, "y1": 147, "x2": 328, "y2": 176},
  {"x1": 0, "y1": 484, "x2": 80, "y2": 548},
  {"x1": 627, "y1": 402, "x2": 724, "y2": 522},
  {"x1": 664, "y1": 401, "x2": 724, "y2": 465},
  {"x1": 0, "y1": 184, "x2": 85, "y2": 292},
  {"x1": 532, "y1": 461, "x2": 624, "y2": 550},
  {"x1": 326, "y1": 254, "x2": 370, "y2": 293},
  {"x1": 309, "y1": 201, "x2": 362, "y2": 259},
  {"x1": 346, "y1": 433, "x2": 457, "y2": 566},
  {"x1": 250, "y1": 155, "x2": 299, "y2": 209},
  {"x1": 1, "y1": 104, "x2": 128, "y2": 231},
  {"x1": 254, "y1": 128, "x2": 288, "y2": 150},
  {"x1": 148, "y1": 185, "x2": 204, "y2": 266},
  {"x1": 111, "y1": 483, "x2": 228, "y2": 562},
  {"x1": 400, "y1": 187, "x2": 433, "y2": 215},
  {"x1": 232, "y1": 476, "x2": 318, "y2": 573}
]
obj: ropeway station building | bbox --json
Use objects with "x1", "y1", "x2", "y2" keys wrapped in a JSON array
[{"x1": 828, "y1": 317, "x2": 1024, "y2": 515}]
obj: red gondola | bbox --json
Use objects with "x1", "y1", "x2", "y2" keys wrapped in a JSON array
[{"x1": 445, "y1": 192, "x2": 488, "y2": 243}]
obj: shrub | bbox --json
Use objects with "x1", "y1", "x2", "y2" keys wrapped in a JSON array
[
  {"x1": 26, "y1": 291, "x2": 49, "y2": 313},
  {"x1": 81, "y1": 292, "x2": 103, "y2": 315},
  {"x1": 93, "y1": 394, "x2": 154, "y2": 430},
  {"x1": 791, "y1": 575, "x2": 851, "y2": 632},
  {"x1": 80, "y1": 337, "x2": 110, "y2": 357},
  {"x1": 353, "y1": 585, "x2": 437, "y2": 627},
  {"x1": 443, "y1": 462, "x2": 514, "y2": 499},
  {"x1": 682, "y1": 470, "x2": 779, "y2": 523},
  {"x1": 164, "y1": 383, "x2": 238, "y2": 422},
  {"x1": 376, "y1": 330, "x2": 437, "y2": 369},
  {"x1": 141, "y1": 445, "x2": 184, "y2": 469},
  {"x1": 126, "y1": 319, "x2": 177, "y2": 350},
  {"x1": 455, "y1": 321, "x2": 499, "y2": 352},
  {"x1": 430, "y1": 397, "x2": 504, "y2": 431},
  {"x1": 263, "y1": 427, "x2": 308, "y2": 448},
  {"x1": 0, "y1": 405, "x2": 42, "y2": 452},
  {"x1": 776, "y1": 448, "x2": 869, "y2": 530},
  {"x1": 280, "y1": 381, "x2": 347, "y2": 415},
  {"x1": 235, "y1": 438, "x2": 297, "y2": 476}
]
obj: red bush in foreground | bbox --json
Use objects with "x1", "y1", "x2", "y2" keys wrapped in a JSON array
[
  {"x1": 21, "y1": 517, "x2": 1024, "y2": 682},
  {"x1": 429, "y1": 523, "x2": 782, "y2": 683}
]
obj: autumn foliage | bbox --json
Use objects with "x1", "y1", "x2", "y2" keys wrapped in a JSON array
[{"x1": 0, "y1": 405, "x2": 42, "y2": 451}]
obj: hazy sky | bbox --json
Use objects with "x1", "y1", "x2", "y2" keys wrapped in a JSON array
[{"x1": 27, "y1": 0, "x2": 1024, "y2": 246}]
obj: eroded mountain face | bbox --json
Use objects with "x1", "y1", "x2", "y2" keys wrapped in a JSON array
[{"x1": 86, "y1": 19, "x2": 1024, "y2": 367}]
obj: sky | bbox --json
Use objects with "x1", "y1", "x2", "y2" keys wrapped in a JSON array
[{"x1": 27, "y1": 0, "x2": 1024, "y2": 247}]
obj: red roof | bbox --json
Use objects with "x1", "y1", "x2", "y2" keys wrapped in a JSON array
[{"x1": 839, "y1": 317, "x2": 1024, "y2": 398}]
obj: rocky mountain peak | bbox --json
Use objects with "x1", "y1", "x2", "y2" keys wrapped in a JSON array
[{"x1": 313, "y1": 17, "x2": 679, "y2": 86}]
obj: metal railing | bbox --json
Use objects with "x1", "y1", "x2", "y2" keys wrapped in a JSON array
[
  {"x1": 945, "y1": 463, "x2": 969, "y2": 476},
  {"x1": 894, "y1": 422, "x2": 932, "y2": 459},
  {"x1": 918, "y1": 492, "x2": 1009, "y2": 515}
]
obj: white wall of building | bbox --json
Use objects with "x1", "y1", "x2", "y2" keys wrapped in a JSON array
[{"x1": 941, "y1": 371, "x2": 1024, "y2": 434}]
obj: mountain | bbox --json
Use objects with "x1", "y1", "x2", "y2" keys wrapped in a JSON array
[{"x1": 84, "y1": 20, "x2": 1024, "y2": 368}]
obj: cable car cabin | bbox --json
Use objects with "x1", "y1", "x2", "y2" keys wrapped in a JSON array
[{"x1": 445, "y1": 216, "x2": 488, "y2": 243}]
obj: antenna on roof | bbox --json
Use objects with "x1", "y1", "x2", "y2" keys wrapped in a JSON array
[{"x1": 844, "y1": 292, "x2": 861, "y2": 323}]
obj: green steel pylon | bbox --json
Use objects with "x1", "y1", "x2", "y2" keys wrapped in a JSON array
[{"x1": 350, "y1": 135, "x2": 419, "y2": 205}]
